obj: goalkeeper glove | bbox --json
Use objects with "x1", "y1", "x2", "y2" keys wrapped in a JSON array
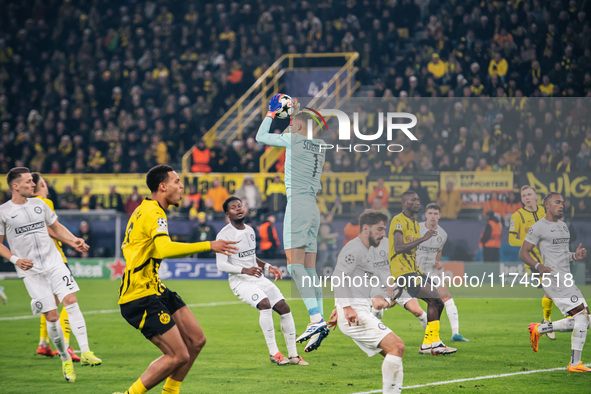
[{"x1": 266, "y1": 93, "x2": 284, "y2": 118}]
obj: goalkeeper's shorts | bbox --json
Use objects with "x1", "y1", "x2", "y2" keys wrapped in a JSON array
[{"x1": 283, "y1": 194, "x2": 320, "y2": 253}]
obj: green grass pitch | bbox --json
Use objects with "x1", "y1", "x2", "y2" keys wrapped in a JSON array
[{"x1": 0, "y1": 279, "x2": 589, "y2": 393}]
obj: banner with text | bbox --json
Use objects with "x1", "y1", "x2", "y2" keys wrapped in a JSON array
[
  {"x1": 43, "y1": 172, "x2": 366, "y2": 203},
  {"x1": 440, "y1": 171, "x2": 514, "y2": 208},
  {"x1": 367, "y1": 174, "x2": 439, "y2": 205},
  {"x1": 519, "y1": 172, "x2": 591, "y2": 206}
]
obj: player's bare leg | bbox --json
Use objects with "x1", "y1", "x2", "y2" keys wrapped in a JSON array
[
  {"x1": 378, "y1": 333, "x2": 405, "y2": 393},
  {"x1": 404, "y1": 299, "x2": 428, "y2": 329},
  {"x1": 372, "y1": 295, "x2": 428, "y2": 329},
  {"x1": 133, "y1": 326, "x2": 191, "y2": 391},
  {"x1": 163, "y1": 306, "x2": 207, "y2": 391}
]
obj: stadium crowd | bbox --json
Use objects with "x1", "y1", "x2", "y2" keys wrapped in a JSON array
[{"x1": 0, "y1": 0, "x2": 590, "y2": 177}]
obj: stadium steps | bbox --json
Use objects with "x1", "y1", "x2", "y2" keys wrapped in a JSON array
[{"x1": 181, "y1": 52, "x2": 360, "y2": 173}]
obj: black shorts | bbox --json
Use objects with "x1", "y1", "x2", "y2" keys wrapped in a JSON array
[
  {"x1": 400, "y1": 273, "x2": 432, "y2": 298},
  {"x1": 120, "y1": 288, "x2": 186, "y2": 340}
]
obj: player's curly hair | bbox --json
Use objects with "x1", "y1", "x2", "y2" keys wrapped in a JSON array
[{"x1": 359, "y1": 209, "x2": 388, "y2": 228}]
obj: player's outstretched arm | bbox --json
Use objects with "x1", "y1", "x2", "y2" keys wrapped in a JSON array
[
  {"x1": 49, "y1": 220, "x2": 90, "y2": 253},
  {"x1": 210, "y1": 240, "x2": 239, "y2": 256},
  {"x1": 155, "y1": 236, "x2": 237, "y2": 259},
  {"x1": 255, "y1": 94, "x2": 290, "y2": 147}
]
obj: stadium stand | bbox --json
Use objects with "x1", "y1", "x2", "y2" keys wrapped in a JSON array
[
  {"x1": 0, "y1": 0, "x2": 591, "y2": 266},
  {"x1": 0, "y1": 0, "x2": 590, "y2": 181},
  {"x1": 0, "y1": 1, "x2": 590, "y2": 260}
]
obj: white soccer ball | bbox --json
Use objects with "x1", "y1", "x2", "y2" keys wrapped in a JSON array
[{"x1": 275, "y1": 94, "x2": 299, "y2": 119}]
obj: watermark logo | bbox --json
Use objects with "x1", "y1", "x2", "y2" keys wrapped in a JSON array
[
  {"x1": 303, "y1": 108, "x2": 418, "y2": 153},
  {"x1": 302, "y1": 107, "x2": 329, "y2": 133}
]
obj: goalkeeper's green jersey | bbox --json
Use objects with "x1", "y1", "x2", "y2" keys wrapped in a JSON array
[{"x1": 256, "y1": 117, "x2": 326, "y2": 196}]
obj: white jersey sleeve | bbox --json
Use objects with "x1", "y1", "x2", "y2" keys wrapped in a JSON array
[
  {"x1": 215, "y1": 224, "x2": 258, "y2": 277},
  {"x1": 525, "y1": 218, "x2": 571, "y2": 274},
  {"x1": 0, "y1": 199, "x2": 64, "y2": 277},
  {"x1": 524, "y1": 221, "x2": 541, "y2": 245}
]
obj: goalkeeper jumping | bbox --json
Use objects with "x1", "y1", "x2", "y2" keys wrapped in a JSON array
[{"x1": 256, "y1": 94, "x2": 329, "y2": 352}]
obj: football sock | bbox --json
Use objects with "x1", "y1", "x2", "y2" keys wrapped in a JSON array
[
  {"x1": 382, "y1": 354, "x2": 403, "y2": 394},
  {"x1": 571, "y1": 312, "x2": 587, "y2": 366},
  {"x1": 537, "y1": 322, "x2": 554, "y2": 334},
  {"x1": 39, "y1": 314, "x2": 49, "y2": 346},
  {"x1": 162, "y1": 377, "x2": 182, "y2": 394},
  {"x1": 542, "y1": 296, "x2": 553, "y2": 321},
  {"x1": 444, "y1": 299, "x2": 459, "y2": 336},
  {"x1": 128, "y1": 378, "x2": 147, "y2": 394},
  {"x1": 65, "y1": 303, "x2": 90, "y2": 353},
  {"x1": 259, "y1": 309, "x2": 279, "y2": 355},
  {"x1": 417, "y1": 310, "x2": 428, "y2": 330},
  {"x1": 543, "y1": 317, "x2": 575, "y2": 333},
  {"x1": 305, "y1": 267, "x2": 324, "y2": 318},
  {"x1": 310, "y1": 313, "x2": 323, "y2": 324},
  {"x1": 46, "y1": 319, "x2": 69, "y2": 361},
  {"x1": 280, "y1": 312, "x2": 298, "y2": 358},
  {"x1": 60, "y1": 307, "x2": 71, "y2": 347},
  {"x1": 422, "y1": 322, "x2": 433, "y2": 347},
  {"x1": 287, "y1": 264, "x2": 320, "y2": 318},
  {"x1": 430, "y1": 320, "x2": 442, "y2": 346}
]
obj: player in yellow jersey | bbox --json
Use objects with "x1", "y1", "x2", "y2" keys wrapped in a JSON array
[
  {"x1": 115, "y1": 165, "x2": 237, "y2": 394},
  {"x1": 509, "y1": 185, "x2": 555, "y2": 340},
  {"x1": 389, "y1": 190, "x2": 456, "y2": 355},
  {"x1": 31, "y1": 172, "x2": 80, "y2": 361}
]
